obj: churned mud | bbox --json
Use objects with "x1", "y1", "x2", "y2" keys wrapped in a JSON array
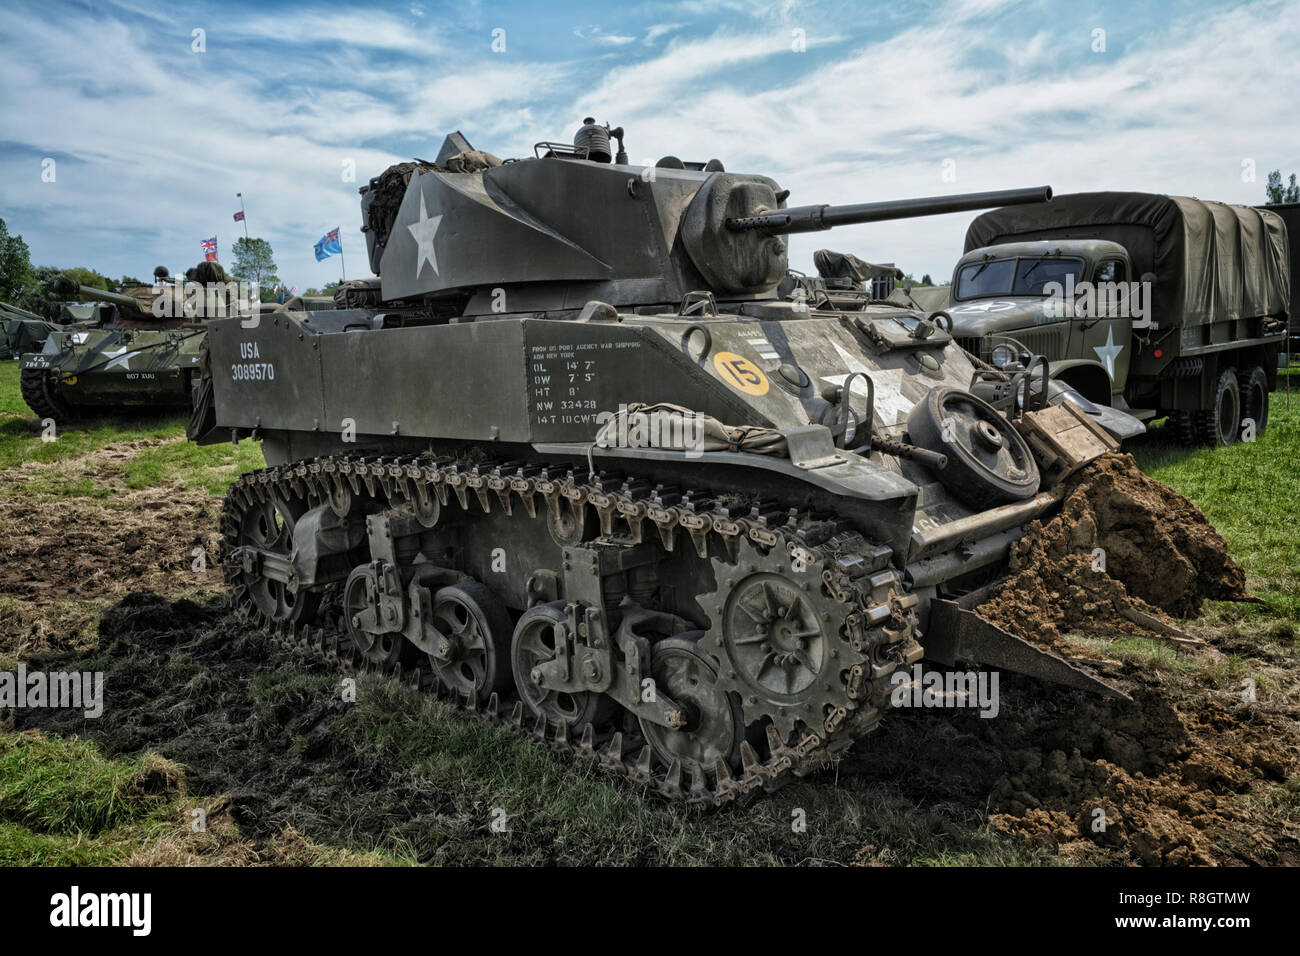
[
  {"x1": 846, "y1": 674, "x2": 1298, "y2": 865},
  {"x1": 0, "y1": 439, "x2": 221, "y2": 656}
]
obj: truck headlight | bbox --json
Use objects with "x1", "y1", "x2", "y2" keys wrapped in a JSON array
[{"x1": 991, "y1": 344, "x2": 1016, "y2": 368}]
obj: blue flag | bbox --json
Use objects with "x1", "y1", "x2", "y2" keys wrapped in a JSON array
[{"x1": 314, "y1": 227, "x2": 342, "y2": 261}]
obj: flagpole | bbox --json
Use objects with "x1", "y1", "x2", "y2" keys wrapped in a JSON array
[
  {"x1": 237, "y1": 193, "x2": 249, "y2": 240},
  {"x1": 337, "y1": 227, "x2": 346, "y2": 282}
]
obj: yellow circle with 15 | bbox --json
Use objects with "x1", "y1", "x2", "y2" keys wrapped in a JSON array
[{"x1": 712, "y1": 351, "x2": 770, "y2": 395}]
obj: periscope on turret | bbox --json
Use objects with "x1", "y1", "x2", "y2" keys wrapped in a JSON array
[{"x1": 186, "y1": 119, "x2": 1145, "y2": 806}]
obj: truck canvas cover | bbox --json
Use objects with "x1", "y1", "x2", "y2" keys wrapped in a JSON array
[{"x1": 964, "y1": 192, "x2": 1291, "y2": 329}]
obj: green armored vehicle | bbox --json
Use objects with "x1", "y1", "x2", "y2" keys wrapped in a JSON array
[
  {"x1": 19, "y1": 263, "x2": 331, "y2": 422},
  {"x1": 950, "y1": 193, "x2": 1290, "y2": 446},
  {"x1": 1, "y1": 298, "x2": 101, "y2": 361},
  {"x1": 190, "y1": 122, "x2": 1145, "y2": 805},
  {"x1": 2, "y1": 300, "x2": 57, "y2": 361}
]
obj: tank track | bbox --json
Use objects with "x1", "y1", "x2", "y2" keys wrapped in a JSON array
[
  {"x1": 218, "y1": 453, "x2": 923, "y2": 808},
  {"x1": 19, "y1": 367, "x2": 71, "y2": 422}
]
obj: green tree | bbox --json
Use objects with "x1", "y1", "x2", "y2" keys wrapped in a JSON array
[
  {"x1": 230, "y1": 237, "x2": 280, "y2": 291},
  {"x1": 0, "y1": 217, "x2": 37, "y2": 304},
  {"x1": 920, "y1": 273, "x2": 933, "y2": 286},
  {"x1": 120, "y1": 275, "x2": 143, "y2": 287},
  {"x1": 60, "y1": 267, "x2": 113, "y2": 291},
  {"x1": 1265, "y1": 169, "x2": 1300, "y2": 204}
]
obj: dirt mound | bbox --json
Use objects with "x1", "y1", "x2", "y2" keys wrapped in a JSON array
[{"x1": 976, "y1": 453, "x2": 1249, "y2": 651}]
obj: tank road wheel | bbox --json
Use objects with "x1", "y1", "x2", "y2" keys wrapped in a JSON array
[
  {"x1": 905, "y1": 386, "x2": 1039, "y2": 509},
  {"x1": 427, "y1": 582, "x2": 513, "y2": 702},
  {"x1": 1199, "y1": 367, "x2": 1241, "y2": 447},
  {"x1": 341, "y1": 568, "x2": 418, "y2": 668},
  {"x1": 698, "y1": 540, "x2": 866, "y2": 744},
  {"x1": 230, "y1": 492, "x2": 320, "y2": 626},
  {"x1": 638, "y1": 634, "x2": 743, "y2": 775},
  {"x1": 1238, "y1": 365, "x2": 1269, "y2": 439},
  {"x1": 511, "y1": 603, "x2": 608, "y2": 733},
  {"x1": 20, "y1": 368, "x2": 73, "y2": 423}
]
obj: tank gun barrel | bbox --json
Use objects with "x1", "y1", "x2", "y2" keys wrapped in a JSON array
[
  {"x1": 726, "y1": 185, "x2": 1053, "y2": 234},
  {"x1": 50, "y1": 276, "x2": 143, "y2": 311}
]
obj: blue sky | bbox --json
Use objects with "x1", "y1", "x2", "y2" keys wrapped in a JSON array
[{"x1": 1, "y1": 0, "x2": 1297, "y2": 289}]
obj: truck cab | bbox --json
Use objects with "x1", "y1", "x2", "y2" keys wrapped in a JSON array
[
  {"x1": 948, "y1": 192, "x2": 1289, "y2": 446},
  {"x1": 947, "y1": 239, "x2": 1136, "y2": 408}
]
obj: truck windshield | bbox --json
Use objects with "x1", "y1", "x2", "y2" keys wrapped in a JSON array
[
  {"x1": 1014, "y1": 257, "x2": 1084, "y2": 295},
  {"x1": 955, "y1": 257, "x2": 1085, "y2": 299}
]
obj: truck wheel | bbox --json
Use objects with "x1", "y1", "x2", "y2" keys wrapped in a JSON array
[
  {"x1": 1198, "y1": 367, "x2": 1240, "y2": 447},
  {"x1": 1168, "y1": 410, "x2": 1198, "y2": 446},
  {"x1": 1237, "y1": 366, "x2": 1269, "y2": 438}
]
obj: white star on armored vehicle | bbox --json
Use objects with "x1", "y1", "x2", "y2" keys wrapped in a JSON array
[{"x1": 407, "y1": 189, "x2": 443, "y2": 278}]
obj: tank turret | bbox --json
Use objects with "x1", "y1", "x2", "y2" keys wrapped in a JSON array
[
  {"x1": 50, "y1": 276, "x2": 149, "y2": 315},
  {"x1": 50, "y1": 262, "x2": 234, "y2": 325},
  {"x1": 361, "y1": 123, "x2": 1050, "y2": 309}
]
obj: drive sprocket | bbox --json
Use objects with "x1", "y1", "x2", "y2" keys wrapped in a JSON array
[{"x1": 697, "y1": 539, "x2": 867, "y2": 742}]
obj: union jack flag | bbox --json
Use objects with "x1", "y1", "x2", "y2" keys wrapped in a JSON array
[
  {"x1": 201, "y1": 236, "x2": 218, "y2": 262},
  {"x1": 233, "y1": 211, "x2": 245, "y2": 222}
]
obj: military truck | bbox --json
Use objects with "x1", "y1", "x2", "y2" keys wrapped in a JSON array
[
  {"x1": 190, "y1": 122, "x2": 1147, "y2": 806},
  {"x1": 1261, "y1": 201, "x2": 1300, "y2": 350},
  {"x1": 948, "y1": 192, "x2": 1289, "y2": 446}
]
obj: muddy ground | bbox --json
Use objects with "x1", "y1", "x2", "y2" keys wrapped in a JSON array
[
  {"x1": 0, "y1": 439, "x2": 222, "y2": 656},
  {"x1": 3, "y1": 451, "x2": 1298, "y2": 865}
]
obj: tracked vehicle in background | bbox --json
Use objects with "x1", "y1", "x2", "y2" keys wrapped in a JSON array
[
  {"x1": 20, "y1": 264, "x2": 333, "y2": 423},
  {"x1": 190, "y1": 122, "x2": 1145, "y2": 805},
  {"x1": 2, "y1": 293, "x2": 108, "y2": 361}
]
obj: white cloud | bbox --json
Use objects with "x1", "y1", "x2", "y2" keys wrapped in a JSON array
[
  {"x1": 574, "y1": 25, "x2": 638, "y2": 46},
  {"x1": 223, "y1": 10, "x2": 442, "y2": 53},
  {"x1": 644, "y1": 23, "x2": 684, "y2": 45}
]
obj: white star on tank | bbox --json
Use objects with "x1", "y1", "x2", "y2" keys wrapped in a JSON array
[
  {"x1": 407, "y1": 189, "x2": 443, "y2": 278},
  {"x1": 820, "y1": 342, "x2": 910, "y2": 425}
]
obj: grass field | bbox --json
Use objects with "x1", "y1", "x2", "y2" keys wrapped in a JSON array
[
  {"x1": 1, "y1": 360, "x2": 1296, "y2": 866},
  {"x1": 1130, "y1": 377, "x2": 1300, "y2": 622}
]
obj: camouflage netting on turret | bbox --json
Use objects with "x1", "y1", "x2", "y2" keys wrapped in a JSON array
[
  {"x1": 362, "y1": 150, "x2": 504, "y2": 272},
  {"x1": 184, "y1": 261, "x2": 231, "y2": 284}
]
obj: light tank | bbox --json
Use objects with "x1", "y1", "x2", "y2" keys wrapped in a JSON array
[
  {"x1": 20, "y1": 263, "x2": 333, "y2": 422},
  {"x1": 188, "y1": 121, "x2": 1144, "y2": 805}
]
